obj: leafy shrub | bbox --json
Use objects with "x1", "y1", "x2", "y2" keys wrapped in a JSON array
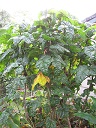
[{"x1": 0, "y1": 10, "x2": 96, "y2": 128}]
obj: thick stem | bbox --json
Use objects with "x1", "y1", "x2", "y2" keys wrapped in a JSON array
[
  {"x1": 47, "y1": 84, "x2": 51, "y2": 107},
  {"x1": 67, "y1": 117, "x2": 72, "y2": 128},
  {"x1": 23, "y1": 84, "x2": 29, "y2": 120}
]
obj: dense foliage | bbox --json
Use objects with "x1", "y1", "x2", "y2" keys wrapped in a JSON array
[{"x1": 0, "y1": 10, "x2": 96, "y2": 128}]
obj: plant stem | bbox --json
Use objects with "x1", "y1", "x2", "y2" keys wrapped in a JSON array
[
  {"x1": 23, "y1": 84, "x2": 35, "y2": 128},
  {"x1": 23, "y1": 84, "x2": 29, "y2": 120},
  {"x1": 67, "y1": 117, "x2": 72, "y2": 128}
]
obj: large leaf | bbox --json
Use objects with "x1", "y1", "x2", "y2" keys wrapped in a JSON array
[
  {"x1": 15, "y1": 65, "x2": 24, "y2": 75},
  {"x1": 54, "y1": 73, "x2": 69, "y2": 85},
  {"x1": 21, "y1": 32, "x2": 34, "y2": 44},
  {"x1": 89, "y1": 65, "x2": 96, "y2": 76},
  {"x1": 75, "y1": 112, "x2": 96, "y2": 124},
  {"x1": 6, "y1": 83, "x2": 20, "y2": 100},
  {"x1": 0, "y1": 49, "x2": 13, "y2": 61},
  {"x1": 13, "y1": 76, "x2": 27, "y2": 88},
  {"x1": 77, "y1": 28, "x2": 86, "y2": 41},
  {"x1": 7, "y1": 117, "x2": 19, "y2": 128},
  {"x1": 0, "y1": 111, "x2": 9, "y2": 125},
  {"x1": 42, "y1": 34, "x2": 51, "y2": 41},
  {"x1": 56, "y1": 105, "x2": 69, "y2": 118},
  {"x1": 59, "y1": 21, "x2": 74, "y2": 40},
  {"x1": 12, "y1": 32, "x2": 34, "y2": 45},
  {"x1": 76, "y1": 65, "x2": 96, "y2": 84},
  {"x1": 22, "y1": 56, "x2": 29, "y2": 66},
  {"x1": 12, "y1": 114, "x2": 20, "y2": 127},
  {"x1": 3, "y1": 62, "x2": 19, "y2": 75},
  {"x1": 0, "y1": 33, "x2": 11, "y2": 44},
  {"x1": 50, "y1": 44, "x2": 70, "y2": 54},
  {"x1": 91, "y1": 97, "x2": 96, "y2": 111},
  {"x1": 16, "y1": 57, "x2": 28, "y2": 66},
  {"x1": 76, "y1": 65, "x2": 89, "y2": 83},
  {"x1": 12, "y1": 36, "x2": 21, "y2": 45},
  {"x1": 28, "y1": 99, "x2": 41, "y2": 117},
  {"x1": 86, "y1": 29, "x2": 96, "y2": 38},
  {"x1": 84, "y1": 44, "x2": 96, "y2": 60},
  {"x1": 46, "y1": 117, "x2": 56, "y2": 128},
  {"x1": 52, "y1": 86, "x2": 71, "y2": 97},
  {"x1": 69, "y1": 45, "x2": 81, "y2": 53},
  {"x1": 32, "y1": 72, "x2": 50, "y2": 90},
  {"x1": 36, "y1": 55, "x2": 52, "y2": 73},
  {"x1": 52, "y1": 55, "x2": 65, "y2": 73}
]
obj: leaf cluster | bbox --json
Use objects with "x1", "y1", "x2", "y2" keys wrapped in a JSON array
[{"x1": 0, "y1": 10, "x2": 96, "y2": 128}]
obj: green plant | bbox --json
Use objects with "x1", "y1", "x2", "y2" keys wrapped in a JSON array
[{"x1": 0, "y1": 10, "x2": 96, "y2": 128}]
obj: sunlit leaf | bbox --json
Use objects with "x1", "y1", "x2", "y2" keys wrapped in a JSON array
[
  {"x1": 32, "y1": 72, "x2": 50, "y2": 90},
  {"x1": 12, "y1": 114, "x2": 20, "y2": 126},
  {"x1": 3, "y1": 62, "x2": 19, "y2": 75},
  {"x1": 0, "y1": 49, "x2": 13, "y2": 61},
  {"x1": 0, "y1": 29, "x2": 6, "y2": 36},
  {"x1": 50, "y1": 44, "x2": 70, "y2": 53}
]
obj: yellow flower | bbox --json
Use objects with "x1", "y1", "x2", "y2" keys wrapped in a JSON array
[{"x1": 32, "y1": 72, "x2": 50, "y2": 90}]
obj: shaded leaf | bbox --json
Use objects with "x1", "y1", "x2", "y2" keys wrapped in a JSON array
[
  {"x1": 84, "y1": 44, "x2": 96, "y2": 60},
  {"x1": 89, "y1": 65, "x2": 96, "y2": 75},
  {"x1": 36, "y1": 55, "x2": 52, "y2": 73},
  {"x1": 46, "y1": 117, "x2": 56, "y2": 128},
  {"x1": 0, "y1": 111, "x2": 9, "y2": 125},
  {"x1": 86, "y1": 29, "x2": 95, "y2": 37},
  {"x1": 22, "y1": 56, "x2": 28, "y2": 66},
  {"x1": 75, "y1": 112, "x2": 96, "y2": 124},
  {"x1": 52, "y1": 55, "x2": 65, "y2": 72},
  {"x1": 56, "y1": 105, "x2": 69, "y2": 118},
  {"x1": 7, "y1": 117, "x2": 19, "y2": 128},
  {"x1": 76, "y1": 65, "x2": 89, "y2": 83},
  {"x1": 91, "y1": 97, "x2": 96, "y2": 111}
]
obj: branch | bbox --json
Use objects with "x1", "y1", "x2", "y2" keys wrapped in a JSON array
[
  {"x1": 23, "y1": 84, "x2": 29, "y2": 120},
  {"x1": 67, "y1": 117, "x2": 72, "y2": 128}
]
